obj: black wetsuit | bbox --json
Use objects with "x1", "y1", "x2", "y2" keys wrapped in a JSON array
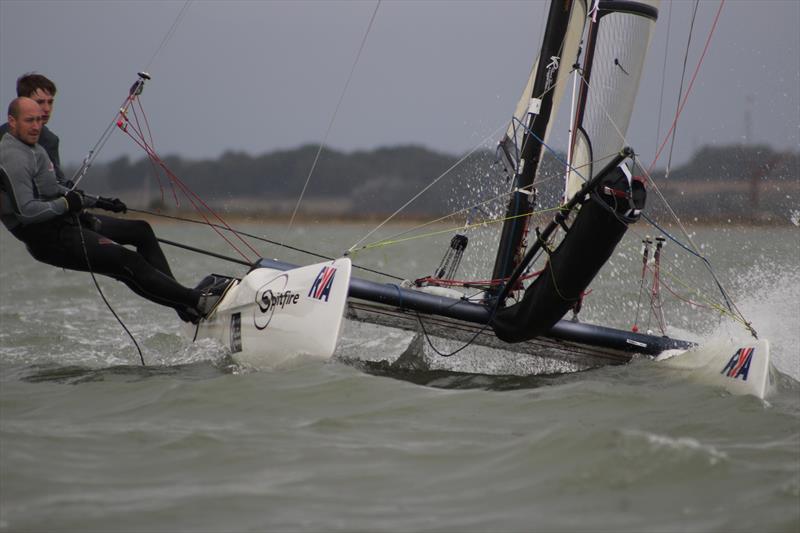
[{"x1": 0, "y1": 132, "x2": 200, "y2": 316}]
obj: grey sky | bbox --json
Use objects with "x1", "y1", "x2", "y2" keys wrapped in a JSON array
[{"x1": 1, "y1": 0, "x2": 798, "y2": 170}]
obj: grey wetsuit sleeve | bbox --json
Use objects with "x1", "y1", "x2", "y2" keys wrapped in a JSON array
[{"x1": 0, "y1": 138, "x2": 68, "y2": 225}]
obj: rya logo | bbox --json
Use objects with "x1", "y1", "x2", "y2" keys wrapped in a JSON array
[
  {"x1": 720, "y1": 347, "x2": 754, "y2": 381},
  {"x1": 308, "y1": 266, "x2": 336, "y2": 302}
]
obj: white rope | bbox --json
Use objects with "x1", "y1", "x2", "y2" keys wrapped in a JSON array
[
  {"x1": 665, "y1": 0, "x2": 701, "y2": 179},
  {"x1": 144, "y1": 1, "x2": 193, "y2": 72},
  {"x1": 283, "y1": 0, "x2": 381, "y2": 245},
  {"x1": 346, "y1": 121, "x2": 507, "y2": 254},
  {"x1": 71, "y1": 2, "x2": 192, "y2": 188},
  {"x1": 532, "y1": 48, "x2": 753, "y2": 333},
  {"x1": 347, "y1": 58, "x2": 580, "y2": 254},
  {"x1": 654, "y1": 0, "x2": 673, "y2": 152}
]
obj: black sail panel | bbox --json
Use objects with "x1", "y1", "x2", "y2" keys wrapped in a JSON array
[{"x1": 491, "y1": 0, "x2": 589, "y2": 284}]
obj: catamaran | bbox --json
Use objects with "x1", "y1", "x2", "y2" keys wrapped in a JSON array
[{"x1": 98, "y1": 1, "x2": 774, "y2": 397}]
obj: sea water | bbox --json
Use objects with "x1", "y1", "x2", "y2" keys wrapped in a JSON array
[{"x1": 1, "y1": 221, "x2": 798, "y2": 532}]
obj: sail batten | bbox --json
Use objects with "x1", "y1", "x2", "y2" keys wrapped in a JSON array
[{"x1": 566, "y1": 0, "x2": 659, "y2": 200}]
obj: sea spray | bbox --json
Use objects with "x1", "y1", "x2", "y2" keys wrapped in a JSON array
[{"x1": 723, "y1": 261, "x2": 800, "y2": 379}]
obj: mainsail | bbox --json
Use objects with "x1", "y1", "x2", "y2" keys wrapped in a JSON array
[
  {"x1": 566, "y1": 0, "x2": 660, "y2": 200},
  {"x1": 491, "y1": 0, "x2": 658, "y2": 342},
  {"x1": 492, "y1": 0, "x2": 589, "y2": 284}
]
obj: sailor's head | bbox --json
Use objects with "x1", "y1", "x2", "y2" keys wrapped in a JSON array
[
  {"x1": 7, "y1": 97, "x2": 44, "y2": 146},
  {"x1": 16, "y1": 73, "x2": 56, "y2": 125}
]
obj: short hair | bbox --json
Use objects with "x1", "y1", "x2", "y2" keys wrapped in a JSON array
[{"x1": 16, "y1": 73, "x2": 57, "y2": 97}]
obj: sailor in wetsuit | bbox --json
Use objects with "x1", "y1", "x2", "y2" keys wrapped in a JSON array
[
  {"x1": 0, "y1": 74, "x2": 187, "y2": 287},
  {"x1": 0, "y1": 96, "x2": 218, "y2": 321},
  {"x1": 0, "y1": 73, "x2": 67, "y2": 184}
]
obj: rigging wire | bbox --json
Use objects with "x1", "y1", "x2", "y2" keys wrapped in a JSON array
[
  {"x1": 651, "y1": 262, "x2": 749, "y2": 325},
  {"x1": 346, "y1": 121, "x2": 509, "y2": 254},
  {"x1": 347, "y1": 148, "x2": 586, "y2": 255},
  {"x1": 118, "y1": 112, "x2": 260, "y2": 263},
  {"x1": 66, "y1": 2, "x2": 192, "y2": 365},
  {"x1": 283, "y1": 0, "x2": 381, "y2": 245},
  {"x1": 356, "y1": 206, "x2": 563, "y2": 254},
  {"x1": 494, "y1": 94, "x2": 756, "y2": 335},
  {"x1": 131, "y1": 96, "x2": 180, "y2": 207},
  {"x1": 664, "y1": 0, "x2": 701, "y2": 178},
  {"x1": 647, "y1": 0, "x2": 725, "y2": 173},
  {"x1": 611, "y1": 184, "x2": 753, "y2": 330},
  {"x1": 559, "y1": 0, "x2": 755, "y2": 334},
  {"x1": 604, "y1": 177, "x2": 749, "y2": 328},
  {"x1": 627, "y1": 223, "x2": 751, "y2": 328},
  {"x1": 143, "y1": 1, "x2": 193, "y2": 73},
  {"x1": 367, "y1": 169, "x2": 574, "y2": 244},
  {"x1": 654, "y1": 0, "x2": 673, "y2": 152},
  {"x1": 348, "y1": 55, "x2": 580, "y2": 255},
  {"x1": 69, "y1": 89, "x2": 137, "y2": 189},
  {"x1": 70, "y1": 2, "x2": 193, "y2": 189},
  {"x1": 76, "y1": 216, "x2": 146, "y2": 366},
  {"x1": 126, "y1": 208, "x2": 406, "y2": 281}
]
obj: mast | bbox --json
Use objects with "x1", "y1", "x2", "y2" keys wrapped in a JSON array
[{"x1": 491, "y1": 0, "x2": 587, "y2": 290}]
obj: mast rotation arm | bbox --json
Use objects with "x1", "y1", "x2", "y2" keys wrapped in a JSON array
[{"x1": 494, "y1": 147, "x2": 633, "y2": 308}]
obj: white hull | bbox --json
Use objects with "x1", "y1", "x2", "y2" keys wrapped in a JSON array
[
  {"x1": 187, "y1": 259, "x2": 774, "y2": 399},
  {"x1": 190, "y1": 258, "x2": 352, "y2": 369},
  {"x1": 657, "y1": 339, "x2": 774, "y2": 399}
]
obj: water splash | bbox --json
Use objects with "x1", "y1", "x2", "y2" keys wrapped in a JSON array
[
  {"x1": 709, "y1": 260, "x2": 800, "y2": 379},
  {"x1": 790, "y1": 209, "x2": 800, "y2": 227}
]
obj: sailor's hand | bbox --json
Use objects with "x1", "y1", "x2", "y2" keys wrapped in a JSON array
[
  {"x1": 78, "y1": 212, "x2": 101, "y2": 231},
  {"x1": 96, "y1": 197, "x2": 127, "y2": 213},
  {"x1": 64, "y1": 190, "x2": 83, "y2": 213}
]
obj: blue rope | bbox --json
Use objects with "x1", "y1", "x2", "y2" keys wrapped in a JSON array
[
  {"x1": 510, "y1": 117, "x2": 588, "y2": 184},
  {"x1": 641, "y1": 212, "x2": 702, "y2": 259},
  {"x1": 508, "y1": 116, "x2": 736, "y2": 315},
  {"x1": 641, "y1": 212, "x2": 734, "y2": 313}
]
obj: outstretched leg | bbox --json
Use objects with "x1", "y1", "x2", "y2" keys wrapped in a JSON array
[
  {"x1": 27, "y1": 221, "x2": 199, "y2": 313},
  {"x1": 90, "y1": 214, "x2": 175, "y2": 279}
]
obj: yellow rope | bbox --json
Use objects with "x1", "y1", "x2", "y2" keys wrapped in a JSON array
[
  {"x1": 354, "y1": 205, "x2": 566, "y2": 252},
  {"x1": 655, "y1": 261, "x2": 749, "y2": 326},
  {"x1": 623, "y1": 220, "x2": 748, "y2": 328}
]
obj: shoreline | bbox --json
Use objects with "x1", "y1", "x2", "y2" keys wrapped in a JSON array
[{"x1": 113, "y1": 209, "x2": 800, "y2": 228}]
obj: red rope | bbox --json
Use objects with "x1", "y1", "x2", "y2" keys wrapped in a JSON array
[
  {"x1": 647, "y1": 0, "x2": 726, "y2": 174},
  {"x1": 121, "y1": 130, "x2": 256, "y2": 262},
  {"x1": 129, "y1": 102, "x2": 171, "y2": 206},
  {"x1": 645, "y1": 263, "x2": 715, "y2": 311},
  {"x1": 116, "y1": 100, "x2": 263, "y2": 262}
]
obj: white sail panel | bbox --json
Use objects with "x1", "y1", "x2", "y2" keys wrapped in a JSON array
[
  {"x1": 566, "y1": 127, "x2": 592, "y2": 200},
  {"x1": 580, "y1": 3, "x2": 659, "y2": 180},
  {"x1": 501, "y1": 0, "x2": 588, "y2": 171}
]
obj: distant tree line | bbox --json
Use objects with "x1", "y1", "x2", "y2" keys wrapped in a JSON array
[{"x1": 66, "y1": 143, "x2": 798, "y2": 222}]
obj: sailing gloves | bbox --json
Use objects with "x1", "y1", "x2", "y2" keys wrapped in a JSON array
[
  {"x1": 64, "y1": 190, "x2": 83, "y2": 213},
  {"x1": 95, "y1": 197, "x2": 128, "y2": 213},
  {"x1": 64, "y1": 192, "x2": 127, "y2": 214}
]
